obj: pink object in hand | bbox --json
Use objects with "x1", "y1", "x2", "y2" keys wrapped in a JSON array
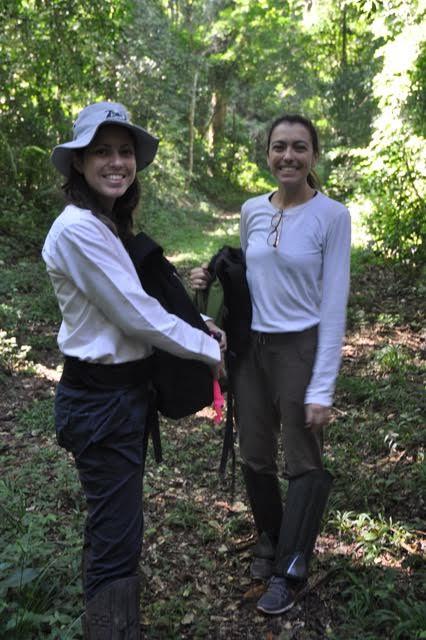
[{"x1": 213, "y1": 379, "x2": 224, "y2": 423}]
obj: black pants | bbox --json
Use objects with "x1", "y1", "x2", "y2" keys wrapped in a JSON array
[{"x1": 55, "y1": 382, "x2": 149, "y2": 601}]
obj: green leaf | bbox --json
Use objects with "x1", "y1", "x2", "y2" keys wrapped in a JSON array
[
  {"x1": 362, "y1": 531, "x2": 379, "y2": 541},
  {"x1": 0, "y1": 567, "x2": 41, "y2": 590}
]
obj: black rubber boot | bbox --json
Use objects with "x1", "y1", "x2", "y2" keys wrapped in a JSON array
[
  {"x1": 241, "y1": 465, "x2": 283, "y2": 579},
  {"x1": 241, "y1": 465, "x2": 283, "y2": 538},
  {"x1": 250, "y1": 531, "x2": 277, "y2": 580},
  {"x1": 273, "y1": 469, "x2": 333, "y2": 582},
  {"x1": 84, "y1": 577, "x2": 141, "y2": 639}
]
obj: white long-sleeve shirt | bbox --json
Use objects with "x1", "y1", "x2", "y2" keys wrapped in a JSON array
[
  {"x1": 42, "y1": 205, "x2": 220, "y2": 366},
  {"x1": 240, "y1": 191, "x2": 351, "y2": 406}
]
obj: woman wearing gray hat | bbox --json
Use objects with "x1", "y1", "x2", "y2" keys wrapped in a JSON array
[{"x1": 43, "y1": 101, "x2": 222, "y2": 638}]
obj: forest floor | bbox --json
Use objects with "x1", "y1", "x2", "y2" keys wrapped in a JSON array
[{"x1": 0, "y1": 211, "x2": 425, "y2": 639}]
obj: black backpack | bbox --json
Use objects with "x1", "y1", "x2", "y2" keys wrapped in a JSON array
[
  {"x1": 125, "y1": 231, "x2": 214, "y2": 420},
  {"x1": 210, "y1": 246, "x2": 252, "y2": 357},
  {"x1": 194, "y1": 246, "x2": 252, "y2": 489}
]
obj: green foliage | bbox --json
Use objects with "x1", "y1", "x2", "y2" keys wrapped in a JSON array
[
  {"x1": 361, "y1": 137, "x2": 425, "y2": 268},
  {"x1": 17, "y1": 398, "x2": 55, "y2": 437},
  {"x1": 406, "y1": 39, "x2": 426, "y2": 137},
  {"x1": 356, "y1": 4, "x2": 426, "y2": 269},
  {"x1": 0, "y1": 331, "x2": 31, "y2": 377},
  {"x1": 0, "y1": 474, "x2": 83, "y2": 639},
  {"x1": 0, "y1": 0, "x2": 132, "y2": 146},
  {"x1": 144, "y1": 592, "x2": 188, "y2": 637},
  {"x1": 373, "y1": 344, "x2": 411, "y2": 375},
  {"x1": 164, "y1": 501, "x2": 203, "y2": 530},
  {"x1": 0, "y1": 256, "x2": 60, "y2": 372},
  {"x1": 1, "y1": 7, "x2": 425, "y2": 635},
  {"x1": 0, "y1": 0, "x2": 132, "y2": 253},
  {"x1": 307, "y1": 1, "x2": 382, "y2": 148},
  {"x1": 332, "y1": 567, "x2": 425, "y2": 640},
  {"x1": 1, "y1": 227, "x2": 424, "y2": 638},
  {"x1": 324, "y1": 147, "x2": 364, "y2": 202},
  {"x1": 1, "y1": 0, "x2": 424, "y2": 271},
  {"x1": 330, "y1": 511, "x2": 416, "y2": 561},
  {"x1": 209, "y1": 139, "x2": 274, "y2": 196}
]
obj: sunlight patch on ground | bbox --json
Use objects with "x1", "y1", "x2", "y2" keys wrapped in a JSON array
[
  {"x1": 166, "y1": 251, "x2": 200, "y2": 265},
  {"x1": 34, "y1": 363, "x2": 62, "y2": 382},
  {"x1": 212, "y1": 211, "x2": 240, "y2": 221},
  {"x1": 205, "y1": 224, "x2": 240, "y2": 238}
]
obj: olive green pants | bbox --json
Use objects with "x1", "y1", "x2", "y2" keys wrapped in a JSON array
[{"x1": 233, "y1": 326, "x2": 324, "y2": 479}]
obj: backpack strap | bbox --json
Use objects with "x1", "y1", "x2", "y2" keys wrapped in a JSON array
[
  {"x1": 218, "y1": 374, "x2": 236, "y2": 500},
  {"x1": 123, "y1": 232, "x2": 165, "y2": 464},
  {"x1": 125, "y1": 231, "x2": 163, "y2": 265}
]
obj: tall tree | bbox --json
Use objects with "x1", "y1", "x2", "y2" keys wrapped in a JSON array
[
  {"x1": 0, "y1": 0, "x2": 131, "y2": 199},
  {"x1": 358, "y1": 0, "x2": 425, "y2": 267}
]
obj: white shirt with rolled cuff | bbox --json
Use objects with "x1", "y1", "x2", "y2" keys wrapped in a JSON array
[{"x1": 42, "y1": 205, "x2": 220, "y2": 367}]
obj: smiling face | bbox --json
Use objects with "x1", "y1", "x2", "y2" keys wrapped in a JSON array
[
  {"x1": 73, "y1": 125, "x2": 137, "y2": 211},
  {"x1": 267, "y1": 121, "x2": 318, "y2": 194}
]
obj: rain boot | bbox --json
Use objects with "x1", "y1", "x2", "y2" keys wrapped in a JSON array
[
  {"x1": 241, "y1": 465, "x2": 283, "y2": 580},
  {"x1": 273, "y1": 469, "x2": 333, "y2": 581},
  {"x1": 84, "y1": 576, "x2": 141, "y2": 639},
  {"x1": 257, "y1": 469, "x2": 333, "y2": 615}
]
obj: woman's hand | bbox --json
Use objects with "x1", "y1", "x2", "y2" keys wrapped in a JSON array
[
  {"x1": 305, "y1": 404, "x2": 331, "y2": 432},
  {"x1": 205, "y1": 320, "x2": 227, "y2": 353},
  {"x1": 189, "y1": 264, "x2": 211, "y2": 290}
]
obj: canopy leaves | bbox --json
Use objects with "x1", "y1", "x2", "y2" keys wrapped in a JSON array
[{"x1": 0, "y1": 0, "x2": 424, "y2": 266}]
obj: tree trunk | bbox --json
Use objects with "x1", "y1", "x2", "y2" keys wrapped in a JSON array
[
  {"x1": 211, "y1": 90, "x2": 227, "y2": 151},
  {"x1": 341, "y1": 3, "x2": 347, "y2": 68},
  {"x1": 187, "y1": 68, "x2": 199, "y2": 185}
]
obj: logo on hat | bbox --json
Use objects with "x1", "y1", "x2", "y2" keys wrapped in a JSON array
[{"x1": 105, "y1": 109, "x2": 127, "y2": 121}]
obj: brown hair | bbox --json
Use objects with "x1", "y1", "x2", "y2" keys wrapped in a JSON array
[{"x1": 267, "y1": 114, "x2": 321, "y2": 190}]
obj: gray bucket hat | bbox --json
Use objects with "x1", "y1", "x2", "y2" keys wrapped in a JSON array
[{"x1": 51, "y1": 101, "x2": 159, "y2": 177}]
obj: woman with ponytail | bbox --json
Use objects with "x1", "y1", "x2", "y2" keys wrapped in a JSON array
[{"x1": 191, "y1": 113, "x2": 351, "y2": 615}]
